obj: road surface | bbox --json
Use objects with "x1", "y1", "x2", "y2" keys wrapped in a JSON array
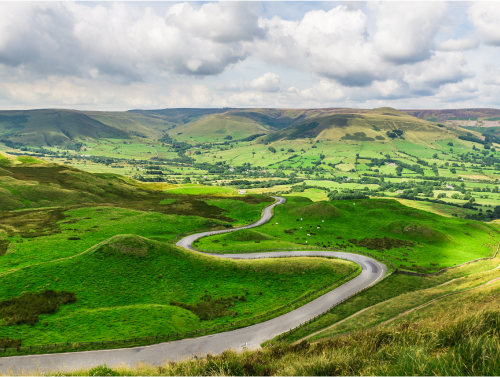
[{"x1": 0, "y1": 197, "x2": 386, "y2": 374}]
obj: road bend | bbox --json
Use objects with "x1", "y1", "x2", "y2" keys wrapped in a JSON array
[{"x1": 0, "y1": 196, "x2": 386, "y2": 374}]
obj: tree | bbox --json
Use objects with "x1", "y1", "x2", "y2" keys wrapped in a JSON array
[
  {"x1": 268, "y1": 146, "x2": 276, "y2": 153},
  {"x1": 393, "y1": 129, "x2": 404, "y2": 137},
  {"x1": 386, "y1": 131, "x2": 397, "y2": 139},
  {"x1": 447, "y1": 142, "x2": 454, "y2": 146}
]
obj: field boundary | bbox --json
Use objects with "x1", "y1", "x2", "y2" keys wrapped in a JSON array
[{"x1": 275, "y1": 267, "x2": 395, "y2": 342}]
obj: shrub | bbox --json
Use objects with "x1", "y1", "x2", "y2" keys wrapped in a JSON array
[
  {"x1": 0, "y1": 337, "x2": 21, "y2": 348},
  {"x1": 329, "y1": 192, "x2": 369, "y2": 201},
  {"x1": 170, "y1": 294, "x2": 240, "y2": 321},
  {"x1": 0, "y1": 290, "x2": 76, "y2": 326}
]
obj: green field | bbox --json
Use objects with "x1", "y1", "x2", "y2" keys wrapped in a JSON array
[
  {"x1": 0, "y1": 235, "x2": 355, "y2": 345},
  {"x1": 196, "y1": 197, "x2": 499, "y2": 273}
]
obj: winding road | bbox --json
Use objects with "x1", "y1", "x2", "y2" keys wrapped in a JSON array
[{"x1": 0, "y1": 197, "x2": 386, "y2": 374}]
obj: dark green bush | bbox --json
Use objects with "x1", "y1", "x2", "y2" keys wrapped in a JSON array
[
  {"x1": 0, "y1": 337, "x2": 21, "y2": 348},
  {"x1": 170, "y1": 294, "x2": 240, "y2": 321},
  {"x1": 0, "y1": 290, "x2": 76, "y2": 326}
]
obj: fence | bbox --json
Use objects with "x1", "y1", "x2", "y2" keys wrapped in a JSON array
[
  {"x1": 277, "y1": 268, "x2": 396, "y2": 341},
  {"x1": 1, "y1": 266, "x2": 360, "y2": 355},
  {"x1": 277, "y1": 241, "x2": 500, "y2": 340}
]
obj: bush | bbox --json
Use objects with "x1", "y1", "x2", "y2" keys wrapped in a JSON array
[
  {"x1": 329, "y1": 192, "x2": 369, "y2": 201},
  {"x1": 170, "y1": 294, "x2": 240, "y2": 321},
  {"x1": 0, "y1": 337, "x2": 21, "y2": 348},
  {"x1": 0, "y1": 290, "x2": 76, "y2": 326}
]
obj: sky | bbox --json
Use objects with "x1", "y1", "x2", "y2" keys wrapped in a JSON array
[{"x1": 1, "y1": 1, "x2": 500, "y2": 111}]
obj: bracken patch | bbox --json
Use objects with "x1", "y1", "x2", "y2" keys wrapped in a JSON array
[
  {"x1": 170, "y1": 294, "x2": 243, "y2": 321},
  {"x1": 348, "y1": 237, "x2": 415, "y2": 251},
  {"x1": 0, "y1": 239, "x2": 8, "y2": 256},
  {"x1": 0, "y1": 290, "x2": 76, "y2": 326}
]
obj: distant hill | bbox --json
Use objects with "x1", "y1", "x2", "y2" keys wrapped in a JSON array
[
  {"x1": 403, "y1": 108, "x2": 500, "y2": 123},
  {"x1": 0, "y1": 106, "x2": 496, "y2": 148},
  {"x1": 264, "y1": 107, "x2": 460, "y2": 144},
  {"x1": 0, "y1": 109, "x2": 129, "y2": 148},
  {"x1": 133, "y1": 108, "x2": 371, "y2": 142}
]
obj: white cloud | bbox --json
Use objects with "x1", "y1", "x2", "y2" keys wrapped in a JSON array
[
  {"x1": 373, "y1": 2, "x2": 446, "y2": 64},
  {"x1": 254, "y1": 6, "x2": 383, "y2": 87},
  {"x1": 295, "y1": 80, "x2": 345, "y2": 102},
  {"x1": 166, "y1": 2, "x2": 264, "y2": 44},
  {"x1": 0, "y1": 1, "x2": 493, "y2": 110},
  {"x1": 70, "y1": 2, "x2": 248, "y2": 77},
  {"x1": 0, "y1": 2, "x2": 252, "y2": 80},
  {"x1": 403, "y1": 51, "x2": 474, "y2": 92},
  {"x1": 469, "y1": 2, "x2": 500, "y2": 46},
  {"x1": 370, "y1": 80, "x2": 409, "y2": 99},
  {"x1": 248, "y1": 72, "x2": 281, "y2": 92},
  {"x1": 483, "y1": 66, "x2": 500, "y2": 86},
  {"x1": 434, "y1": 79, "x2": 480, "y2": 103},
  {"x1": 438, "y1": 37, "x2": 479, "y2": 51}
]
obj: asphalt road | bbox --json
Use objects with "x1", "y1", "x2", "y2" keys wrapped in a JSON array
[{"x1": 0, "y1": 197, "x2": 386, "y2": 374}]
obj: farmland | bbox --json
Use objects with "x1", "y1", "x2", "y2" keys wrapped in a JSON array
[{"x1": 2, "y1": 106, "x2": 500, "y2": 365}]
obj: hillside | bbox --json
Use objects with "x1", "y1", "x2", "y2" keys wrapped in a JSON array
[
  {"x1": 148, "y1": 108, "x2": 371, "y2": 142},
  {"x1": 404, "y1": 108, "x2": 500, "y2": 123},
  {"x1": 265, "y1": 107, "x2": 459, "y2": 144},
  {"x1": 0, "y1": 107, "x2": 480, "y2": 148},
  {"x1": 0, "y1": 109, "x2": 129, "y2": 148}
]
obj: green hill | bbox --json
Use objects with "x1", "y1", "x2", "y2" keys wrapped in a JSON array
[
  {"x1": 0, "y1": 159, "x2": 355, "y2": 350},
  {"x1": 167, "y1": 113, "x2": 272, "y2": 142},
  {"x1": 0, "y1": 107, "x2": 486, "y2": 148},
  {"x1": 265, "y1": 108, "x2": 461, "y2": 144},
  {"x1": 0, "y1": 109, "x2": 129, "y2": 148},
  {"x1": 197, "y1": 196, "x2": 498, "y2": 273}
]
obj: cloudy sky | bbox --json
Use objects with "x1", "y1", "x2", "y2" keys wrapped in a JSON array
[{"x1": 1, "y1": 1, "x2": 500, "y2": 111}]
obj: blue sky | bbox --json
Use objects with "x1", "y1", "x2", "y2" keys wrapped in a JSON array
[{"x1": 0, "y1": 1, "x2": 499, "y2": 110}]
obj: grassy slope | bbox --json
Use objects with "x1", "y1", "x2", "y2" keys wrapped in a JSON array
[
  {"x1": 265, "y1": 107, "x2": 460, "y2": 144},
  {"x1": 63, "y1": 256, "x2": 500, "y2": 376},
  {"x1": 196, "y1": 196, "x2": 499, "y2": 273},
  {"x1": 0, "y1": 109, "x2": 129, "y2": 147},
  {"x1": 84, "y1": 111, "x2": 167, "y2": 139},
  {"x1": 0, "y1": 159, "x2": 359, "y2": 347},
  {"x1": 169, "y1": 114, "x2": 271, "y2": 142},
  {"x1": 0, "y1": 235, "x2": 355, "y2": 344},
  {"x1": 1, "y1": 106, "x2": 492, "y2": 150}
]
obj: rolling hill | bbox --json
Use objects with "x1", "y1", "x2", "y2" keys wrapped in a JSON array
[
  {"x1": 0, "y1": 106, "x2": 496, "y2": 149},
  {"x1": 0, "y1": 109, "x2": 129, "y2": 148},
  {"x1": 264, "y1": 107, "x2": 461, "y2": 144}
]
